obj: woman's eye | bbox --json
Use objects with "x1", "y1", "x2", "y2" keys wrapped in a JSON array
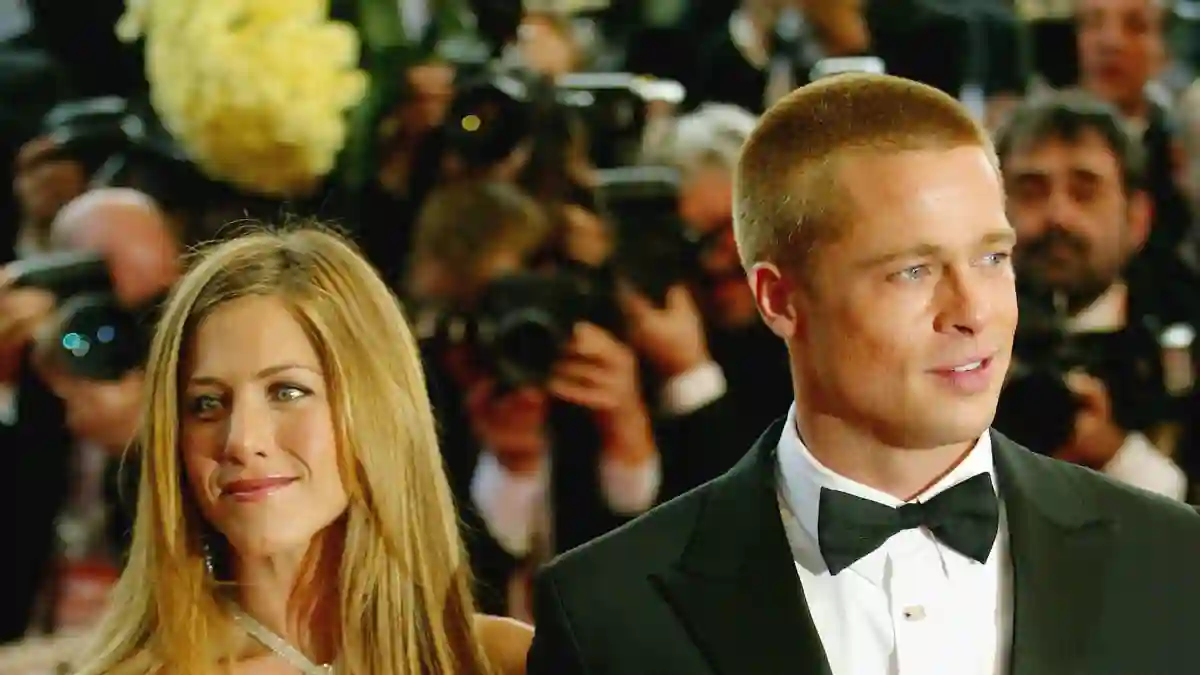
[
  {"x1": 270, "y1": 384, "x2": 310, "y2": 402},
  {"x1": 188, "y1": 394, "x2": 222, "y2": 416}
]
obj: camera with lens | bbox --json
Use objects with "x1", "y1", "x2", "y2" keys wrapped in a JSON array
[
  {"x1": 38, "y1": 96, "x2": 205, "y2": 213},
  {"x1": 49, "y1": 292, "x2": 161, "y2": 381},
  {"x1": 415, "y1": 167, "x2": 693, "y2": 390},
  {"x1": 8, "y1": 251, "x2": 162, "y2": 381},
  {"x1": 442, "y1": 69, "x2": 542, "y2": 171},
  {"x1": 595, "y1": 165, "x2": 696, "y2": 305},
  {"x1": 420, "y1": 261, "x2": 622, "y2": 389},
  {"x1": 555, "y1": 72, "x2": 684, "y2": 169},
  {"x1": 993, "y1": 296, "x2": 1167, "y2": 455},
  {"x1": 40, "y1": 97, "x2": 187, "y2": 176},
  {"x1": 441, "y1": 66, "x2": 684, "y2": 172}
]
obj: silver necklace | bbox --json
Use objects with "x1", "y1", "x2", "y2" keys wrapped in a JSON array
[{"x1": 228, "y1": 604, "x2": 335, "y2": 675}]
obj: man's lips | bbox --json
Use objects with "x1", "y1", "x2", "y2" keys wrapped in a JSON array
[
  {"x1": 929, "y1": 354, "x2": 995, "y2": 374},
  {"x1": 927, "y1": 355, "x2": 998, "y2": 395}
]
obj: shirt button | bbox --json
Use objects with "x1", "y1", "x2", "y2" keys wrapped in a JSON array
[{"x1": 901, "y1": 605, "x2": 927, "y2": 621}]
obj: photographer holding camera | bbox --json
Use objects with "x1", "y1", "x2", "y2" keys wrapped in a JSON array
[
  {"x1": 688, "y1": 0, "x2": 870, "y2": 113},
  {"x1": 7, "y1": 97, "x2": 184, "y2": 266},
  {"x1": 0, "y1": 187, "x2": 178, "y2": 639},
  {"x1": 644, "y1": 103, "x2": 794, "y2": 457},
  {"x1": 995, "y1": 90, "x2": 1195, "y2": 500},
  {"x1": 408, "y1": 180, "x2": 724, "y2": 619}
]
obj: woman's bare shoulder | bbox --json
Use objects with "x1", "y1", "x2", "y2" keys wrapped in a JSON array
[{"x1": 473, "y1": 614, "x2": 534, "y2": 675}]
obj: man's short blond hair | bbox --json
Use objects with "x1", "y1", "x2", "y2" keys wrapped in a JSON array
[{"x1": 733, "y1": 73, "x2": 995, "y2": 273}]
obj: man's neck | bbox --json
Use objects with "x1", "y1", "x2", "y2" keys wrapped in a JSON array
[
  {"x1": 792, "y1": 403, "x2": 975, "y2": 501},
  {"x1": 1117, "y1": 95, "x2": 1150, "y2": 131},
  {"x1": 231, "y1": 530, "x2": 342, "y2": 664}
]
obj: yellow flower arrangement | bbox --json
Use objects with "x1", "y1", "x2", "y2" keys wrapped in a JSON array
[{"x1": 116, "y1": 0, "x2": 368, "y2": 197}]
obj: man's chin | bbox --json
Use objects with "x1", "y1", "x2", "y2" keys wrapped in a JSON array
[
  {"x1": 905, "y1": 397, "x2": 1001, "y2": 449},
  {"x1": 1022, "y1": 266, "x2": 1080, "y2": 293}
]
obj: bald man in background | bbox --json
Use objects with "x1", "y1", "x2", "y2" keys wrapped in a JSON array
[{"x1": 0, "y1": 187, "x2": 180, "y2": 641}]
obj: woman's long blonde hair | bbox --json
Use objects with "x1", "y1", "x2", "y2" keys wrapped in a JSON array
[{"x1": 75, "y1": 225, "x2": 491, "y2": 675}]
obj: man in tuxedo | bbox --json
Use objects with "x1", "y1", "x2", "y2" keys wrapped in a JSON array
[{"x1": 526, "y1": 73, "x2": 1200, "y2": 675}]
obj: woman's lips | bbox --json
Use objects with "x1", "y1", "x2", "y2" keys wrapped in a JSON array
[{"x1": 220, "y1": 477, "x2": 297, "y2": 502}]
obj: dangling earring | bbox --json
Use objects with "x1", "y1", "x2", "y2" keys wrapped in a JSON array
[{"x1": 202, "y1": 540, "x2": 216, "y2": 577}]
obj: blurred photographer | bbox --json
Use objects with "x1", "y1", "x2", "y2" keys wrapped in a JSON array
[
  {"x1": 408, "y1": 180, "x2": 720, "y2": 618},
  {"x1": 436, "y1": 68, "x2": 599, "y2": 205},
  {"x1": 29, "y1": 192, "x2": 172, "y2": 451},
  {"x1": 995, "y1": 91, "x2": 1196, "y2": 499},
  {"x1": 644, "y1": 103, "x2": 793, "y2": 454},
  {"x1": 11, "y1": 135, "x2": 88, "y2": 259},
  {"x1": 0, "y1": 187, "x2": 178, "y2": 639},
  {"x1": 0, "y1": 188, "x2": 175, "y2": 382},
  {"x1": 8, "y1": 97, "x2": 200, "y2": 266},
  {"x1": 689, "y1": 0, "x2": 870, "y2": 113},
  {"x1": 507, "y1": 11, "x2": 585, "y2": 78}
]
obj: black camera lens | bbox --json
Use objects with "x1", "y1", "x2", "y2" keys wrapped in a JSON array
[
  {"x1": 443, "y1": 73, "x2": 534, "y2": 167},
  {"x1": 487, "y1": 308, "x2": 570, "y2": 387},
  {"x1": 472, "y1": 271, "x2": 597, "y2": 389},
  {"x1": 53, "y1": 294, "x2": 146, "y2": 381}
]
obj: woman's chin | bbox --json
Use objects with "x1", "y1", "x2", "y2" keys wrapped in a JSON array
[{"x1": 224, "y1": 533, "x2": 311, "y2": 564}]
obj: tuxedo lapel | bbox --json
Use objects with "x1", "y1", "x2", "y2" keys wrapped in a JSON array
[
  {"x1": 993, "y1": 432, "x2": 1117, "y2": 675},
  {"x1": 653, "y1": 419, "x2": 832, "y2": 675}
]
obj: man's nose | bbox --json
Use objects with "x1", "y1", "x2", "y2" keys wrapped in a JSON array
[
  {"x1": 1042, "y1": 188, "x2": 1083, "y2": 231},
  {"x1": 935, "y1": 270, "x2": 994, "y2": 337},
  {"x1": 1093, "y1": 19, "x2": 1125, "y2": 51}
]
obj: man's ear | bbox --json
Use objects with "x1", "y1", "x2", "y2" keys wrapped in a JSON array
[
  {"x1": 749, "y1": 261, "x2": 802, "y2": 340},
  {"x1": 1126, "y1": 188, "x2": 1152, "y2": 252}
]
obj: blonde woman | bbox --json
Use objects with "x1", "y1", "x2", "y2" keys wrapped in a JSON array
[{"x1": 74, "y1": 226, "x2": 532, "y2": 675}]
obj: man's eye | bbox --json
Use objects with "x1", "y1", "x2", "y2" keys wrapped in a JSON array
[{"x1": 892, "y1": 265, "x2": 930, "y2": 282}]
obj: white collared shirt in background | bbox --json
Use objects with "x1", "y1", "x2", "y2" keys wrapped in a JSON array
[
  {"x1": 1064, "y1": 283, "x2": 1188, "y2": 500},
  {"x1": 471, "y1": 361, "x2": 728, "y2": 557},
  {"x1": 1105, "y1": 432, "x2": 1187, "y2": 501}
]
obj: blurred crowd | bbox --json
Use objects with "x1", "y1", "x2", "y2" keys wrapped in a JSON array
[{"x1": 4, "y1": 0, "x2": 1200, "y2": 666}]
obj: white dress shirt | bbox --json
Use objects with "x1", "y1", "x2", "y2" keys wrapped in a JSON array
[
  {"x1": 0, "y1": 0, "x2": 30, "y2": 42},
  {"x1": 1104, "y1": 432, "x2": 1188, "y2": 501},
  {"x1": 471, "y1": 361, "x2": 728, "y2": 557},
  {"x1": 776, "y1": 404, "x2": 1013, "y2": 675},
  {"x1": 1065, "y1": 283, "x2": 1190, "y2": 500}
]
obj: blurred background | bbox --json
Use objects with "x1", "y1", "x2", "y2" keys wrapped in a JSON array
[{"x1": 5, "y1": 0, "x2": 1200, "y2": 669}]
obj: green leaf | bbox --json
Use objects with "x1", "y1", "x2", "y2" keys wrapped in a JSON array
[{"x1": 335, "y1": 0, "x2": 414, "y2": 202}]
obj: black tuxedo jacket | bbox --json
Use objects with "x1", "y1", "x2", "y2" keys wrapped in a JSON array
[{"x1": 527, "y1": 419, "x2": 1200, "y2": 675}]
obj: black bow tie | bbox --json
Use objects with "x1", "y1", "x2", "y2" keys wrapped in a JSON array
[{"x1": 816, "y1": 473, "x2": 1000, "y2": 575}]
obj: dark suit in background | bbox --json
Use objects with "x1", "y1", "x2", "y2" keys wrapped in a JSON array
[
  {"x1": 0, "y1": 354, "x2": 73, "y2": 641},
  {"x1": 528, "y1": 420, "x2": 1200, "y2": 675}
]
